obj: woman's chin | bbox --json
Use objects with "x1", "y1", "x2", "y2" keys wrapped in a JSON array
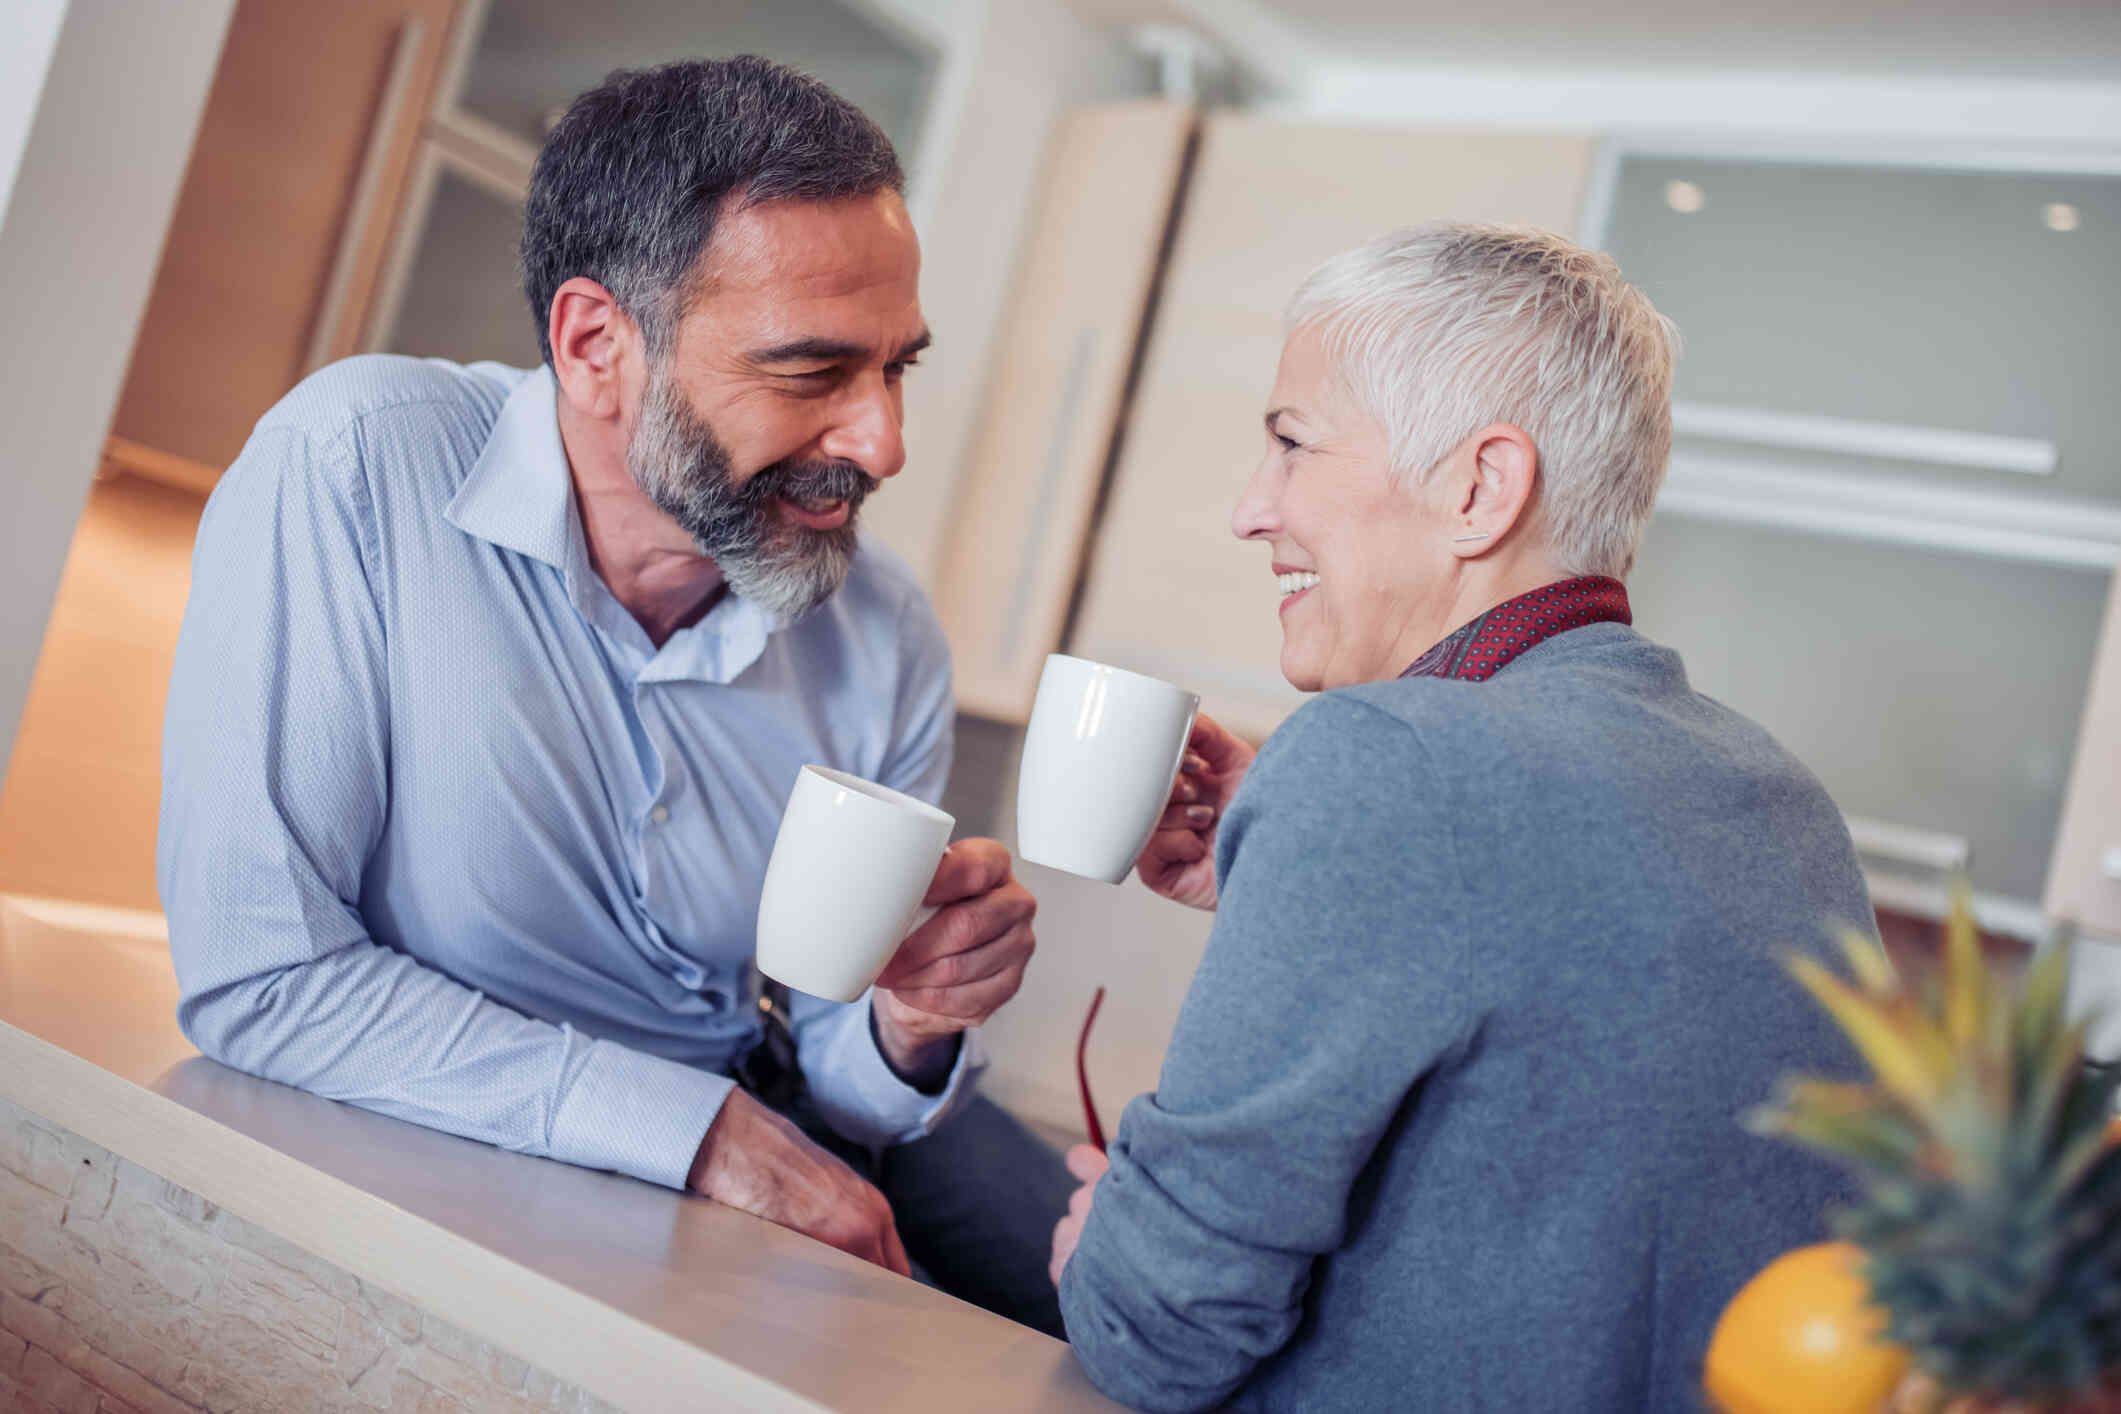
[{"x1": 1278, "y1": 648, "x2": 1325, "y2": 695}]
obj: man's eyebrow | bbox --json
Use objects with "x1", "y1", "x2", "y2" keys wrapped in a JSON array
[
  {"x1": 746, "y1": 336, "x2": 869, "y2": 365},
  {"x1": 745, "y1": 328, "x2": 934, "y2": 366}
]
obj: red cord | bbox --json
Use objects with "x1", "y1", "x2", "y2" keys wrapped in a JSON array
[{"x1": 1076, "y1": 985, "x2": 1107, "y2": 1153}]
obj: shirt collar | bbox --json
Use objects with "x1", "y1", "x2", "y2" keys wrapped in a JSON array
[
  {"x1": 1400, "y1": 575, "x2": 1632, "y2": 682},
  {"x1": 446, "y1": 364, "x2": 578, "y2": 573},
  {"x1": 446, "y1": 364, "x2": 776, "y2": 686}
]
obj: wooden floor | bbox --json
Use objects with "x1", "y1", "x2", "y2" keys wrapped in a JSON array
[{"x1": 0, "y1": 472, "x2": 204, "y2": 912}]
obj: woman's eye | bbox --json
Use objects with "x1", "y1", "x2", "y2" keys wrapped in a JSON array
[{"x1": 1275, "y1": 433, "x2": 1301, "y2": 452}]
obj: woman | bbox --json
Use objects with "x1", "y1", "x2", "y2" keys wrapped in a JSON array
[{"x1": 1048, "y1": 224, "x2": 1866, "y2": 1413}]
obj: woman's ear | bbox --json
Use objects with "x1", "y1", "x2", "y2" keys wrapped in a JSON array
[
  {"x1": 547, "y1": 276, "x2": 634, "y2": 422},
  {"x1": 1450, "y1": 423, "x2": 1540, "y2": 557}
]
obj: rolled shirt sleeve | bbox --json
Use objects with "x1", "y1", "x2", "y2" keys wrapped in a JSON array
[
  {"x1": 787, "y1": 991, "x2": 987, "y2": 1149},
  {"x1": 160, "y1": 423, "x2": 730, "y2": 1190},
  {"x1": 1059, "y1": 696, "x2": 1477, "y2": 1412}
]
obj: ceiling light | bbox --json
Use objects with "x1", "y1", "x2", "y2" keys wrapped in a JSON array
[
  {"x1": 2044, "y1": 203, "x2": 2080, "y2": 232},
  {"x1": 1665, "y1": 180, "x2": 1706, "y2": 215}
]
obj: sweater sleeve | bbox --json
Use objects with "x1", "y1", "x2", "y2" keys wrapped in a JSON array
[{"x1": 1059, "y1": 694, "x2": 1477, "y2": 1413}]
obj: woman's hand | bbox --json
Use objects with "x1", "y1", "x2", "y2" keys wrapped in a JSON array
[
  {"x1": 1048, "y1": 1143, "x2": 1110, "y2": 1286},
  {"x1": 1134, "y1": 713, "x2": 1256, "y2": 912}
]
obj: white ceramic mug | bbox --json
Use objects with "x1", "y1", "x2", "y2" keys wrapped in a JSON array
[
  {"x1": 756, "y1": 766, "x2": 954, "y2": 1003},
  {"x1": 1017, "y1": 654, "x2": 1201, "y2": 884}
]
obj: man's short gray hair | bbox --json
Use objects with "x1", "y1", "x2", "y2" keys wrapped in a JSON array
[{"x1": 1286, "y1": 223, "x2": 1679, "y2": 578}]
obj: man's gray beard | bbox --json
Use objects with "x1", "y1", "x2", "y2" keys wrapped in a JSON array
[{"x1": 626, "y1": 363, "x2": 872, "y2": 626}]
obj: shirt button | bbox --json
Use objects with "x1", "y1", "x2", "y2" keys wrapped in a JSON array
[{"x1": 649, "y1": 805, "x2": 670, "y2": 825}]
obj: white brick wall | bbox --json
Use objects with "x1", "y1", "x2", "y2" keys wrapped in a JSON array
[{"x1": 0, "y1": 1093, "x2": 623, "y2": 1414}]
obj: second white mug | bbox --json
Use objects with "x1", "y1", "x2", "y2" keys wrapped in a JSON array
[{"x1": 1017, "y1": 654, "x2": 1200, "y2": 884}]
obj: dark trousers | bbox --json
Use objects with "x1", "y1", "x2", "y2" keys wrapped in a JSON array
[{"x1": 770, "y1": 1084, "x2": 1075, "y2": 1338}]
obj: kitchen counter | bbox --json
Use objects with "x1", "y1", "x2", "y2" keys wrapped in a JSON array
[{"x1": 0, "y1": 892, "x2": 1122, "y2": 1413}]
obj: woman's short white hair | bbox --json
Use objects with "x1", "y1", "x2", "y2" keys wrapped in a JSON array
[{"x1": 1286, "y1": 222, "x2": 1679, "y2": 578}]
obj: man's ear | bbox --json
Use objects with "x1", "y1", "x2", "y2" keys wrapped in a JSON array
[
  {"x1": 1449, "y1": 423, "x2": 1540, "y2": 557},
  {"x1": 547, "y1": 276, "x2": 635, "y2": 422}
]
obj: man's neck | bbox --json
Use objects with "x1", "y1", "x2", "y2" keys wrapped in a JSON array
[{"x1": 557, "y1": 395, "x2": 726, "y2": 648}]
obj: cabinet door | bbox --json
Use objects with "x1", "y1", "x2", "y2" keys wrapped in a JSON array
[
  {"x1": 2048, "y1": 570, "x2": 2121, "y2": 936},
  {"x1": 1068, "y1": 117, "x2": 1594, "y2": 741},
  {"x1": 927, "y1": 101, "x2": 1196, "y2": 722},
  {"x1": 110, "y1": 0, "x2": 456, "y2": 473}
]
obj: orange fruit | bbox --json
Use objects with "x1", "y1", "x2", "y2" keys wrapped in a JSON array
[{"x1": 1705, "y1": 1241, "x2": 1911, "y2": 1414}]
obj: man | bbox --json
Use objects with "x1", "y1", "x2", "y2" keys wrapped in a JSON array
[{"x1": 160, "y1": 56, "x2": 1069, "y2": 1332}]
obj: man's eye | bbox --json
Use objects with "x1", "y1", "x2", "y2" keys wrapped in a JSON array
[
  {"x1": 885, "y1": 358, "x2": 920, "y2": 380},
  {"x1": 1274, "y1": 433, "x2": 1300, "y2": 452}
]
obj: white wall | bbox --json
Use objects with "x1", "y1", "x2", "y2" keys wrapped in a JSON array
[
  {"x1": 0, "y1": 0, "x2": 235, "y2": 782},
  {"x1": 0, "y1": 0, "x2": 67, "y2": 224}
]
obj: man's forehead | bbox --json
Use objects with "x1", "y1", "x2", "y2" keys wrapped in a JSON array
[{"x1": 703, "y1": 193, "x2": 920, "y2": 294}]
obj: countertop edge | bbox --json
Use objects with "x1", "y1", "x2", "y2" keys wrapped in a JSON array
[{"x1": 0, "y1": 1016, "x2": 828, "y2": 1414}]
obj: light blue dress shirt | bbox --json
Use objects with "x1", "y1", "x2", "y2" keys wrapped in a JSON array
[{"x1": 159, "y1": 356, "x2": 980, "y2": 1190}]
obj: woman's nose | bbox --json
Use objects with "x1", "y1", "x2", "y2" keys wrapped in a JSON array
[{"x1": 1230, "y1": 459, "x2": 1281, "y2": 542}]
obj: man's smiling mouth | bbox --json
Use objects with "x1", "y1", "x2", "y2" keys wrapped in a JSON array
[{"x1": 781, "y1": 496, "x2": 852, "y2": 531}]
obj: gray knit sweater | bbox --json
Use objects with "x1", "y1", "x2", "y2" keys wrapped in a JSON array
[{"x1": 1059, "y1": 623, "x2": 1867, "y2": 1413}]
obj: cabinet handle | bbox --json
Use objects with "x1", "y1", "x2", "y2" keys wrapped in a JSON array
[{"x1": 303, "y1": 17, "x2": 428, "y2": 374}]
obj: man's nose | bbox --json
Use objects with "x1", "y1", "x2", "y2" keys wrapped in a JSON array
[{"x1": 821, "y1": 376, "x2": 906, "y2": 482}]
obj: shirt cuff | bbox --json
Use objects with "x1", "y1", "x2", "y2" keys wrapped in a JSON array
[
  {"x1": 799, "y1": 991, "x2": 987, "y2": 1150},
  {"x1": 545, "y1": 1034, "x2": 735, "y2": 1189}
]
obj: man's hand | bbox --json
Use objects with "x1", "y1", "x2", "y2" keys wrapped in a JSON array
[
  {"x1": 871, "y1": 838, "x2": 1037, "y2": 1086},
  {"x1": 688, "y1": 1088, "x2": 910, "y2": 1275},
  {"x1": 1135, "y1": 714, "x2": 1256, "y2": 912},
  {"x1": 1048, "y1": 1143, "x2": 1110, "y2": 1287}
]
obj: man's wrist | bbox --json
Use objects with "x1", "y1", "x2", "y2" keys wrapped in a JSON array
[{"x1": 869, "y1": 996, "x2": 960, "y2": 1095}]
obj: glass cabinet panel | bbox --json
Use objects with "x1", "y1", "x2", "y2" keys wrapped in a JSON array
[
  {"x1": 377, "y1": 0, "x2": 940, "y2": 367},
  {"x1": 385, "y1": 166, "x2": 541, "y2": 368},
  {"x1": 456, "y1": 0, "x2": 939, "y2": 158},
  {"x1": 1628, "y1": 515, "x2": 2107, "y2": 914},
  {"x1": 1605, "y1": 155, "x2": 2121, "y2": 505}
]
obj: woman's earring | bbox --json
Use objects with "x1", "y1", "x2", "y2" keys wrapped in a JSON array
[{"x1": 1451, "y1": 530, "x2": 1490, "y2": 544}]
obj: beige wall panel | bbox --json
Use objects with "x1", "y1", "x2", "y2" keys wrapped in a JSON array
[
  {"x1": 2047, "y1": 568, "x2": 2121, "y2": 935},
  {"x1": 110, "y1": 0, "x2": 457, "y2": 474},
  {"x1": 929, "y1": 101, "x2": 1195, "y2": 723},
  {"x1": 1070, "y1": 118, "x2": 1594, "y2": 741}
]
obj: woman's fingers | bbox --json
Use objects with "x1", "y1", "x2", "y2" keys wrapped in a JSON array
[
  {"x1": 1157, "y1": 801, "x2": 1218, "y2": 830},
  {"x1": 1065, "y1": 1144, "x2": 1110, "y2": 1183},
  {"x1": 1143, "y1": 826, "x2": 1210, "y2": 867}
]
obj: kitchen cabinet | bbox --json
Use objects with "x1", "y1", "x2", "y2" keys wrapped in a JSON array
[
  {"x1": 1064, "y1": 116, "x2": 1595, "y2": 741},
  {"x1": 928, "y1": 101, "x2": 1196, "y2": 723}
]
